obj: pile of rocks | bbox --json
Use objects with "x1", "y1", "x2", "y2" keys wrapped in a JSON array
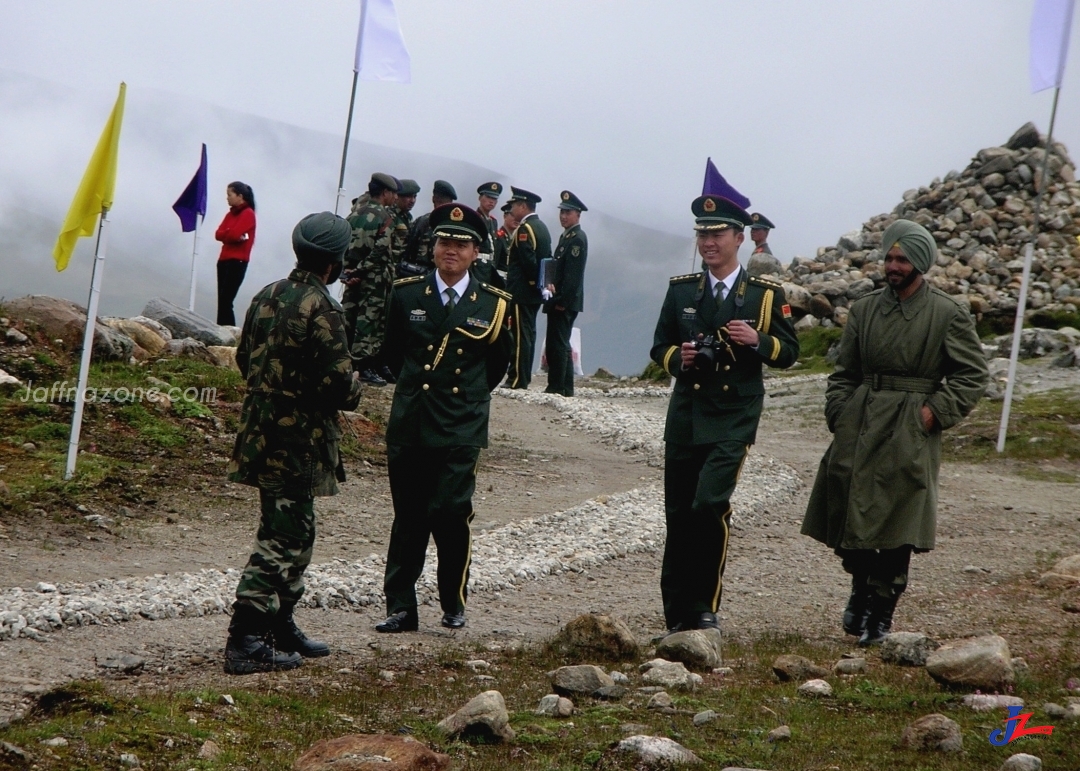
[{"x1": 771, "y1": 123, "x2": 1080, "y2": 331}]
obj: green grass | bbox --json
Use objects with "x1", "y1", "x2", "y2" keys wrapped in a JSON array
[{"x1": 2, "y1": 635, "x2": 1076, "y2": 771}]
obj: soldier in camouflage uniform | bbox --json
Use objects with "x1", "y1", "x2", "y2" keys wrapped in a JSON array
[
  {"x1": 344, "y1": 173, "x2": 399, "y2": 386},
  {"x1": 224, "y1": 212, "x2": 362, "y2": 674},
  {"x1": 391, "y1": 179, "x2": 421, "y2": 273},
  {"x1": 402, "y1": 179, "x2": 457, "y2": 276}
]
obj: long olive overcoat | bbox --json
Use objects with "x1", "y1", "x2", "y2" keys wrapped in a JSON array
[{"x1": 801, "y1": 282, "x2": 988, "y2": 551}]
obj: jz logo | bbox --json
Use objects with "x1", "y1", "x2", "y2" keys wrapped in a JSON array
[{"x1": 988, "y1": 706, "x2": 1054, "y2": 746}]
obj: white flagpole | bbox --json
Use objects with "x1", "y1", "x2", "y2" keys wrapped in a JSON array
[
  {"x1": 65, "y1": 210, "x2": 110, "y2": 480},
  {"x1": 187, "y1": 213, "x2": 202, "y2": 311},
  {"x1": 996, "y1": 88, "x2": 1061, "y2": 452},
  {"x1": 335, "y1": 70, "x2": 361, "y2": 216}
]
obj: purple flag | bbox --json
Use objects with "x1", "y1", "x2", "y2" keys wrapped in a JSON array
[
  {"x1": 702, "y1": 157, "x2": 750, "y2": 210},
  {"x1": 1030, "y1": 0, "x2": 1076, "y2": 92},
  {"x1": 172, "y1": 144, "x2": 208, "y2": 232}
]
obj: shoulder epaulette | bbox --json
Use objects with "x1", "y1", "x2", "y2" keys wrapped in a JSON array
[
  {"x1": 393, "y1": 275, "x2": 426, "y2": 287},
  {"x1": 480, "y1": 283, "x2": 513, "y2": 300},
  {"x1": 669, "y1": 273, "x2": 701, "y2": 284},
  {"x1": 748, "y1": 275, "x2": 784, "y2": 288}
]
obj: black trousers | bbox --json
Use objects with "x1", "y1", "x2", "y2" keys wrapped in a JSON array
[
  {"x1": 544, "y1": 309, "x2": 577, "y2": 396},
  {"x1": 507, "y1": 302, "x2": 539, "y2": 389},
  {"x1": 661, "y1": 441, "x2": 748, "y2": 628},
  {"x1": 837, "y1": 546, "x2": 913, "y2": 598},
  {"x1": 216, "y1": 259, "x2": 248, "y2": 326},
  {"x1": 384, "y1": 444, "x2": 481, "y2": 615}
]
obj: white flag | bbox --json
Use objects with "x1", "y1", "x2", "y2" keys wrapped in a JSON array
[
  {"x1": 354, "y1": 0, "x2": 411, "y2": 83},
  {"x1": 1030, "y1": 0, "x2": 1076, "y2": 92}
]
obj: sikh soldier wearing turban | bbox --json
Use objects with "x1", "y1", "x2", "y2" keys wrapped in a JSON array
[
  {"x1": 224, "y1": 212, "x2": 362, "y2": 674},
  {"x1": 801, "y1": 219, "x2": 988, "y2": 646}
]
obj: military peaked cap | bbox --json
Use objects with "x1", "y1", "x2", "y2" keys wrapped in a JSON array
[
  {"x1": 478, "y1": 181, "x2": 503, "y2": 199},
  {"x1": 398, "y1": 179, "x2": 421, "y2": 196},
  {"x1": 500, "y1": 202, "x2": 514, "y2": 213},
  {"x1": 557, "y1": 190, "x2": 588, "y2": 212},
  {"x1": 509, "y1": 186, "x2": 542, "y2": 204},
  {"x1": 370, "y1": 172, "x2": 399, "y2": 194},
  {"x1": 430, "y1": 203, "x2": 486, "y2": 243},
  {"x1": 692, "y1": 195, "x2": 753, "y2": 231},
  {"x1": 749, "y1": 212, "x2": 775, "y2": 230},
  {"x1": 433, "y1": 180, "x2": 457, "y2": 200}
]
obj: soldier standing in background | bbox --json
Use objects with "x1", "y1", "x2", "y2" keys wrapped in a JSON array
[
  {"x1": 375, "y1": 203, "x2": 514, "y2": 633},
  {"x1": 493, "y1": 201, "x2": 519, "y2": 282},
  {"x1": 504, "y1": 186, "x2": 550, "y2": 389},
  {"x1": 745, "y1": 213, "x2": 784, "y2": 278},
  {"x1": 403, "y1": 180, "x2": 457, "y2": 276},
  {"x1": 224, "y1": 212, "x2": 361, "y2": 674},
  {"x1": 542, "y1": 191, "x2": 588, "y2": 396},
  {"x1": 472, "y1": 181, "x2": 505, "y2": 288},
  {"x1": 344, "y1": 172, "x2": 398, "y2": 386},
  {"x1": 392, "y1": 179, "x2": 421, "y2": 270},
  {"x1": 650, "y1": 194, "x2": 799, "y2": 635}
]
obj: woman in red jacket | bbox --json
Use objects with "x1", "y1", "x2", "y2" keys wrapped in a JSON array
[{"x1": 214, "y1": 181, "x2": 257, "y2": 326}]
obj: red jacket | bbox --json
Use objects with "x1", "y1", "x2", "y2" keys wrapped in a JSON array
[{"x1": 215, "y1": 205, "x2": 256, "y2": 262}]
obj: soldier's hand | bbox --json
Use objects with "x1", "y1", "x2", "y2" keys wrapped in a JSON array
[
  {"x1": 680, "y1": 342, "x2": 697, "y2": 370},
  {"x1": 344, "y1": 275, "x2": 362, "y2": 287},
  {"x1": 726, "y1": 319, "x2": 759, "y2": 347},
  {"x1": 921, "y1": 404, "x2": 936, "y2": 431}
]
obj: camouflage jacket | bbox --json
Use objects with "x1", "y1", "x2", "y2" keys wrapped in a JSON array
[
  {"x1": 346, "y1": 201, "x2": 395, "y2": 272},
  {"x1": 391, "y1": 207, "x2": 413, "y2": 262},
  {"x1": 228, "y1": 269, "x2": 362, "y2": 497},
  {"x1": 403, "y1": 212, "x2": 435, "y2": 270}
]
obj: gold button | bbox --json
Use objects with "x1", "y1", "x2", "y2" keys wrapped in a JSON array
[
  {"x1": 693, "y1": 383, "x2": 701, "y2": 390},
  {"x1": 422, "y1": 383, "x2": 430, "y2": 390},
  {"x1": 427, "y1": 344, "x2": 433, "y2": 351},
  {"x1": 723, "y1": 385, "x2": 729, "y2": 392},
  {"x1": 457, "y1": 348, "x2": 464, "y2": 354},
  {"x1": 452, "y1": 387, "x2": 459, "y2": 394},
  {"x1": 724, "y1": 365, "x2": 731, "y2": 371},
  {"x1": 424, "y1": 364, "x2": 431, "y2": 371},
  {"x1": 455, "y1": 368, "x2": 461, "y2": 375}
]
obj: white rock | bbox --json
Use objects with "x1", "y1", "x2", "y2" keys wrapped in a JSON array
[
  {"x1": 797, "y1": 678, "x2": 833, "y2": 697},
  {"x1": 1000, "y1": 753, "x2": 1042, "y2": 771},
  {"x1": 962, "y1": 694, "x2": 1024, "y2": 712},
  {"x1": 616, "y1": 735, "x2": 701, "y2": 766}
]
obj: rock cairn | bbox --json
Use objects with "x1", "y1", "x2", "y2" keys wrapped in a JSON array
[{"x1": 774, "y1": 123, "x2": 1080, "y2": 330}]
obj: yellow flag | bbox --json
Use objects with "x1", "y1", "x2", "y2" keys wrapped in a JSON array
[{"x1": 52, "y1": 82, "x2": 126, "y2": 272}]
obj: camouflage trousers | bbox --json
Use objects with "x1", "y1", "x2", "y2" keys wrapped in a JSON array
[
  {"x1": 234, "y1": 490, "x2": 316, "y2": 616},
  {"x1": 341, "y1": 262, "x2": 394, "y2": 362}
]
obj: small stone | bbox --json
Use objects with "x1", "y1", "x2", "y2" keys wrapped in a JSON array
[
  {"x1": 833, "y1": 658, "x2": 867, "y2": 675},
  {"x1": 593, "y1": 685, "x2": 628, "y2": 700},
  {"x1": 40, "y1": 737, "x2": 68, "y2": 747},
  {"x1": 536, "y1": 694, "x2": 574, "y2": 717},
  {"x1": 1000, "y1": 753, "x2": 1042, "y2": 771},
  {"x1": 197, "y1": 740, "x2": 220, "y2": 760},
  {"x1": 465, "y1": 659, "x2": 489, "y2": 671},
  {"x1": 640, "y1": 659, "x2": 701, "y2": 690},
  {"x1": 797, "y1": 678, "x2": 833, "y2": 697},
  {"x1": 98, "y1": 653, "x2": 145, "y2": 674},
  {"x1": 656, "y1": 628, "x2": 723, "y2": 671},
  {"x1": 220, "y1": 694, "x2": 235, "y2": 706},
  {"x1": 647, "y1": 691, "x2": 673, "y2": 710},
  {"x1": 118, "y1": 506, "x2": 135, "y2": 518},
  {"x1": 5, "y1": 328, "x2": 29, "y2": 345},
  {"x1": 436, "y1": 690, "x2": 515, "y2": 742},
  {"x1": 899, "y1": 713, "x2": 963, "y2": 752},
  {"x1": 767, "y1": 725, "x2": 792, "y2": 742},
  {"x1": 1011, "y1": 657, "x2": 1030, "y2": 674},
  {"x1": 616, "y1": 735, "x2": 702, "y2": 766},
  {"x1": 1, "y1": 742, "x2": 29, "y2": 762},
  {"x1": 962, "y1": 694, "x2": 1024, "y2": 712},
  {"x1": 926, "y1": 634, "x2": 1015, "y2": 689},
  {"x1": 549, "y1": 613, "x2": 640, "y2": 661},
  {"x1": 1043, "y1": 702, "x2": 1068, "y2": 719},
  {"x1": 772, "y1": 654, "x2": 829, "y2": 682},
  {"x1": 378, "y1": 670, "x2": 396, "y2": 682},
  {"x1": 21, "y1": 443, "x2": 36, "y2": 452},
  {"x1": 881, "y1": 632, "x2": 940, "y2": 667},
  {"x1": 119, "y1": 753, "x2": 140, "y2": 766},
  {"x1": 35, "y1": 582, "x2": 57, "y2": 593},
  {"x1": 621, "y1": 723, "x2": 649, "y2": 735},
  {"x1": 551, "y1": 664, "x2": 614, "y2": 696},
  {"x1": 611, "y1": 671, "x2": 630, "y2": 684},
  {"x1": 712, "y1": 666, "x2": 734, "y2": 676},
  {"x1": 294, "y1": 734, "x2": 451, "y2": 771},
  {"x1": 692, "y1": 709, "x2": 718, "y2": 726}
]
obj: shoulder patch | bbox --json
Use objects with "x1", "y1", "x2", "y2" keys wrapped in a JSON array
[
  {"x1": 480, "y1": 283, "x2": 513, "y2": 300},
  {"x1": 748, "y1": 275, "x2": 783, "y2": 288},
  {"x1": 393, "y1": 275, "x2": 426, "y2": 287},
  {"x1": 669, "y1": 273, "x2": 701, "y2": 284}
]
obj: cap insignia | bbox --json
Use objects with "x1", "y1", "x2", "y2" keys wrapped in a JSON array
[
  {"x1": 490, "y1": 183, "x2": 498, "y2": 191},
  {"x1": 450, "y1": 207, "x2": 464, "y2": 222},
  {"x1": 703, "y1": 198, "x2": 716, "y2": 213},
  {"x1": 752, "y1": 213, "x2": 759, "y2": 222},
  {"x1": 562, "y1": 192, "x2": 570, "y2": 200}
]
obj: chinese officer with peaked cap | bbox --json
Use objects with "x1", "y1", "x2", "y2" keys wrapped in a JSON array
[
  {"x1": 376, "y1": 202, "x2": 515, "y2": 633},
  {"x1": 543, "y1": 190, "x2": 588, "y2": 396},
  {"x1": 749, "y1": 212, "x2": 775, "y2": 255},
  {"x1": 473, "y1": 181, "x2": 505, "y2": 287},
  {"x1": 650, "y1": 194, "x2": 799, "y2": 635},
  {"x1": 504, "y1": 186, "x2": 552, "y2": 389}
]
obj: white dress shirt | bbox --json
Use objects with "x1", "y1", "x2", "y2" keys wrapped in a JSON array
[
  {"x1": 435, "y1": 272, "x2": 472, "y2": 306},
  {"x1": 708, "y1": 264, "x2": 743, "y2": 301}
]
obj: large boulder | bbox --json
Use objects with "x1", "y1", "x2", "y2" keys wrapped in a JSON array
[
  {"x1": 5, "y1": 295, "x2": 134, "y2": 361},
  {"x1": 746, "y1": 251, "x2": 783, "y2": 278},
  {"x1": 782, "y1": 281, "x2": 812, "y2": 315},
  {"x1": 899, "y1": 714, "x2": 963, "y2": 752},
  {"x1": 206, "y1": 345, "x2": 240, "y2": 371},
  {"x1": 141, "y1": 297, "x2": 236, "y2": 346},
  {"x1": 925, "y1": 634, "x2": 1015, "y2": 689},
  {"x1": 549, "y1": 614, "x2": 639, "y2": 661},
  {"x1": 550, "y1": 665, "x2": 613, "y2": 696},
  {"x1": 164, "y1": 337, "x2": 216, "y2": 364},
  {"x1": 293, "y1": 734, "x2": 451, "y2": 771},
  {"x1": 435, "y1": 690, "x2": 514, "y2": 743},
  {"x1": 655, "y1": 628, "x2": 723, "y2": 671},
  {"x1": 101, "y1": 318, "x2": 168, "y2": 357}
]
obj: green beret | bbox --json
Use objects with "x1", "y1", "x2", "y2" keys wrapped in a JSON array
[
  {"x1": 692, "y1": 195, "x2": 752, "y2": 231},
  {"x1": 292, "y1": 212, "x2": 352, "y2": 263},
  {"x1": 557, "y1": 190, "x2": 587, "y2": 212},
  {"x1": 749, "y1": 212, "x2": 775, "y2": 230},
  {"x1": 509, "y1": 186, "x2": 542, "y2": 204},
  {"x1": 398, "y1": 179, "x2": 421, "y2": 196},
  {"x1": 430, "y1": 203, "x2": 486, "y2": 243},
  {"x1": 478, "y1": 181, "x2": 503, "y2": 199},
  {"x1": 433, "y1": 180, "x2": 457, "y2": 200},
  {"x1": 370, "y1": 172, "x2": 399, "y2": 194}
]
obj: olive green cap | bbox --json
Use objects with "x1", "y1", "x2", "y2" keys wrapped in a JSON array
[
  {"x1": 430, "y1": 203, "x2": 486, "y2": 243},
  {"x1": 478, "y1": 181, "x2": 503, "y2": 199},
  {"x1": 432, "y1": 180, "x2": 457, "y2": 200},
  {"x1": 557, "y1": 190, "x2": 588, "y2": 212},
  {"x1": 692, "y1": 195, "x2": 752, "y2": 231},
  {"x1": 749, "y1": 212, "x2": 775, "y2": 230}
]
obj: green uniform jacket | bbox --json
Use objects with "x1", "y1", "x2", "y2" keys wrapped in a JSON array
[
  {"x1": 752, "y1": 242, "x2": 773, "y2": 256},
  {"x1": 391, "y1": 208, "x2": 412, "y2": 262},
  {"x1": 228, "y1": 269, "x2": 362, "y2": 497},
  {"x1": 544, "y1": 224, "x2": 587, "y2": 314},
  {"x1": 802, "y1": 283, "x2": 988, "y2": 551},
  {"x1": 493, "y1": 225, "x2": 512, "y2": 272},
  {"x1": 506, "y1": 213, "x2": 551, "y2": 306},
  {"x1": 403, "y1": 212, "x2": 435, "y2": 271},
  {"x1": 383, "y1": 273, "x2": 514, "y2": 447},
  {"x1": 651, "y1": 269, "x2": 799, "y2": 445},
  {"x1": 481, "y1": 213, "x2": 498, "y2": 256}
]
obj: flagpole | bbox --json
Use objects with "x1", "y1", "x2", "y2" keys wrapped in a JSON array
[
  {"x1": 335, "y1": 70, "x2": 360, "y2": 216},
  {"x1": 187, "y1": 213, "x2": 202, "y2": 311},
  {"x1": 996, "y1": 87, "x2": 1061, "y2": 453},
  {"x1": 65, "y1": 209, "x2": 110, "y2": 480}
]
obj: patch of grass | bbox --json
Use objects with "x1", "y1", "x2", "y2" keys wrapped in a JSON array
[
  {"x1": 114, "y1": 404, "x2": 187, "y2": 448},
  {"x1": 1027, "y1": 309, "x2": 1080, "y2": 331},
  {"x1": 639, "y1": 361, "x2": 670, "y2": 382},
  {"x1": 797, "y1": 326, "x2": 843, "y2": 358}
]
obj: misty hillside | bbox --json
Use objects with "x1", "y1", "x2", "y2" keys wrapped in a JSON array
[{"x1": 0, "y1": 69, "x2": 693, "y2": 374}]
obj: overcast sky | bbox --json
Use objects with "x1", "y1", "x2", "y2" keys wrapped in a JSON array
[{"x1": 2, "y1": 0, "x2": 1079, "y2": 261}]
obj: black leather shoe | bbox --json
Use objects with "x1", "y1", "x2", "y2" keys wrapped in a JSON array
[
  {"x1": 359, "y1": 367, "x2": 388, "y2": 387},
  {"x1": 377, "y1": 365, "x2": 397, "y2": 384},
  {"x1": 440, "y1": 612, "x2": 466, "y2": 629},
  {"x1": 842, "y1": 577, "x2": 874, "y2": 637},
  {"x1": 272, "y1": 611, "x2": 330, "y2": 658},
  {"x1": 224, "y1": 634, "x2": 303, "y2": 675},
  {"x1": 857, "y1": 592, "x2": 900, "y2": 647},
  {"x1": 375, "y1": 610, "x2": 418, "y2": 633},
  {"x1": 694, "y1": 612, "x2": 721, "y2": 631}
]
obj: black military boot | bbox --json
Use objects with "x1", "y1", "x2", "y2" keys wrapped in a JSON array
[
  {"x1": 224, "y1": 604, "x2": 303, "y2": 674},
  {"x1": 857, "y1": 591, "x2": 901, "y2": 647},
  {"x1": 377, "y1": 364, "x2": 397, "y2": 385},
  {"x1": 842, "y1": 575, "x2": 874, "y2": 637},
  {"x1": 272, "y1": 605, "x2": 330, "y2": 658}
]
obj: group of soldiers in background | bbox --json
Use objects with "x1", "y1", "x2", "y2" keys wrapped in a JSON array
[{"x1": 341, "y1": 173, "x2": 588, "y2": 396}]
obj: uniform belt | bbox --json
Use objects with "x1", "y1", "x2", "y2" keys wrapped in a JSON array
[{"x1": 863, "y1": 374, "x2": 940, "y2": 394}]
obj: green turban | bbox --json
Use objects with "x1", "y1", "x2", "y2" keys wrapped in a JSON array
[
  {"x1": 881, "y1": 219, "x2": 936, "y2": 274},
  {"x1": 292, "y1": 212, "x2": 352, "y2": 263}
]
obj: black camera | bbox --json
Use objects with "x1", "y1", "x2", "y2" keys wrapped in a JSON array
[{"x1": 690, "y1": 333, "x2": 728, "y2": 369}]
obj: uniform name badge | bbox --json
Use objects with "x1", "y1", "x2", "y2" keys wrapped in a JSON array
[{"x1": 409, "y1": 309, "x2": 427, "y2": 322}]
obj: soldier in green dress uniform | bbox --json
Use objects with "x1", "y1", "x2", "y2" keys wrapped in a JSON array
[
  {"x1": 650, "y1": 194, "x2": 799, "y2": 634},
  {"x1": 402, "y1": 179, "x2": 457, "y2": 276},
  {"x1": 542, "y1": 190, "x2": 588, "y2": 396},
  {"x1": 504, "y1": 186, "x2": 551, "y2": 389},
  {"x1": 493, "y1": 201, "x2": 518, "y2": 279},
  {"x1": 224, "y1": 212, "x2": 362, "y2": 674},
  {"x1": 749, "y1": 212, "x2": 775, "y2": 255},
  {"x1": 375, "y1": 203, "x2": 514, "y2": 633}
]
